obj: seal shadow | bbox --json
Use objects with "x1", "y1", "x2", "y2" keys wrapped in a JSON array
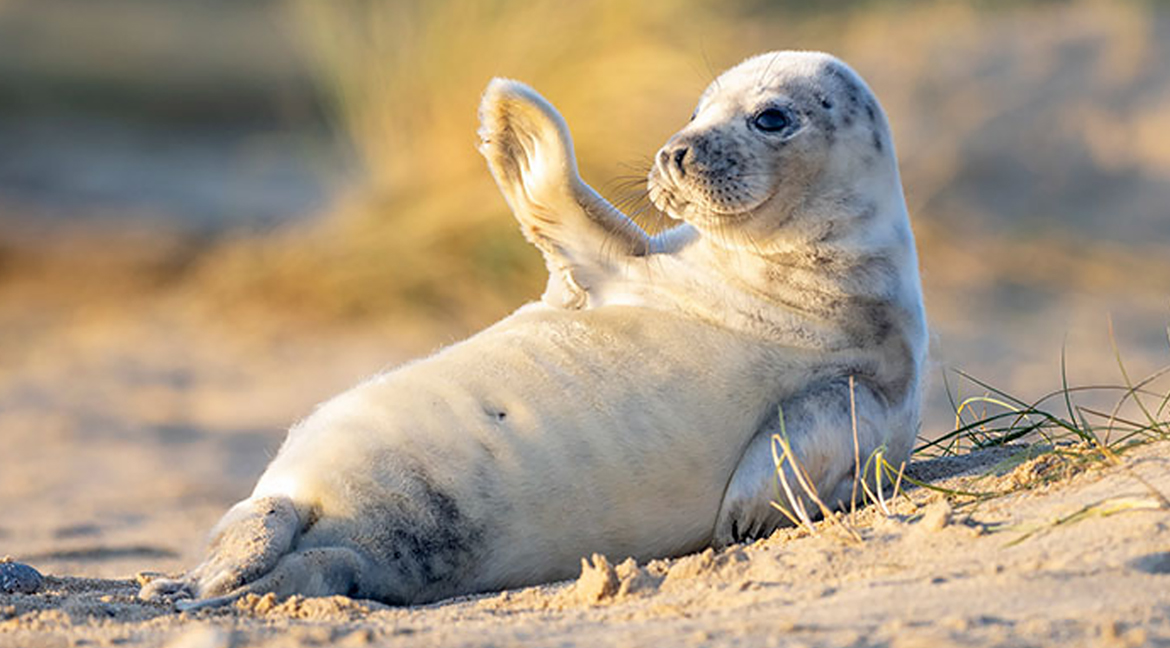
[
  {"x1": 1128, "y1": 551, "x2": 1170, "y2": 575},
  {"x1": 22, "y1": 545, "x2": 179, "y2": 562}
]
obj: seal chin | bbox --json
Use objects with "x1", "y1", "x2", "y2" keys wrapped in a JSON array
[
  {"x1": 647, "y1": 176, "x2": 688, "y2": 221},
  {"x1": 647, "y1": 169, "x2": 774, "y2": 230}
]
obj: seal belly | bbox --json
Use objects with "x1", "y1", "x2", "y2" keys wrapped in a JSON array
[{"x1": 255, "y1": 304, "x2": 777, "y2": 597}]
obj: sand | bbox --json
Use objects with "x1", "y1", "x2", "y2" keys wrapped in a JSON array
[
  {"x1": 3, "y1": 443, "x2": 1167, "y2": 648},
  {"x1": 2, "y1": 292, "x2": 1168, "y2": 648}
]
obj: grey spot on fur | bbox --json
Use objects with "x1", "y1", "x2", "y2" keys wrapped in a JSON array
[
  {"x1": 832, "y1": 294, "x2": 918, "y2": 403},
  {"x1": 482, "y1": 404, "x2": 507, "y2": 422},
  {"x1": 360, "y1": 467, "x2": 486, "y2": 604},
  {"x1": 784, "y1": 84, "x2": 836, "y2": 140},
  {"x1": 844, "y1": 298, "x2": 895, "y2": 347},
  {"x1": 301, "y1": 505, "x2": 322, "y2": 534},
  {"x1": 476, "y1": 440, "x2": 497, "y2": 461},
  {"x1": 815, "y1": 222, "x2": 839, "y2": 243},
  {"x1": 877, "y1": 335, "x2": 917, "y2": 402},
  {"x1": 825, "y1": 63, "x2": 863, "y2": 105},
  {"x1": 824, "y1": 64, "x2": 850, "y2": 87},
  {"x1": 856, "y1": 202, "x2": 878, "y2": 222}
]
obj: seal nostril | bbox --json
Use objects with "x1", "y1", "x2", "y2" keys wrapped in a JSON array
[{"x1": 671, "y1": 146, "x2": 689, "y2": 177}]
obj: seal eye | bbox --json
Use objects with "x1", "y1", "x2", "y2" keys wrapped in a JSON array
[{"x1": 753, "y1": 108, "x2": 790, "y2": 133}]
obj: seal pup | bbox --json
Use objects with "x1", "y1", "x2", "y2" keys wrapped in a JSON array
[
  {"x1": 141, "y1": 51, "x2": 926, "y2": 608},
  {"x1": 478, "y1": 50, "x2": 926, "y2": 544}
]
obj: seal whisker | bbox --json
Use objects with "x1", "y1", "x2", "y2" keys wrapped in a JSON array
[{"x1": 755, "y1": 52, "x2": 782, "y2": 91}]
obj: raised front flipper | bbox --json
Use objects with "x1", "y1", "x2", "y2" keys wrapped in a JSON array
[{"x1": 478, "y1": 78, "x2": 651, "y2": 309}]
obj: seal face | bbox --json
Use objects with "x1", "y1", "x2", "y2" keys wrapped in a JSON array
[
  {"x1": 141, "y1": 51, "x2": 927, "y2": 608},
  {"x1": 649, "y1": 52, "x2": 897, "y2": 246}
]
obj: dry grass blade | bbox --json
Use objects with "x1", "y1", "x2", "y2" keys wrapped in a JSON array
[
  {"x1": 770, "y1": 405, "x2": 863, "y2": 543},
  {"x1": 770, "y1": 422, "x2": 816, "y2": 533},
  {"x1": 1005, "y1": 495, "x2": 1165, "y2": 546},
  {"x1": 850, "y1": 375, "x2": 861, "y2": 516}
]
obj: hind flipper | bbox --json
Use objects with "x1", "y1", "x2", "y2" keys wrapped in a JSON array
[
  {"x1": 140, "y1": 495, "x2": 299, "y2": 602},
  {"x1": 478, "y1": 78, "x2": 651, "y2": 309},
  {"x1": 172, "y1": 546, "x2": 371, "y2": 611}
]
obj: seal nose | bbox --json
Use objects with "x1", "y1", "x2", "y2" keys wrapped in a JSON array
[{"x1": 658, "y1": 144, "x2": 690, "y2": 178}]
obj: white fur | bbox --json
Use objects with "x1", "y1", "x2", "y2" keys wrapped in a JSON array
[
  {"x1": 480, "y1": 51, "x2": 927, "y2": 545},
  {"x1": 141, "y1": 51, "x2": 927, "y2": 607},
  {"x1": 256, "y1": 306, "x2": 810, "y2": 595}
]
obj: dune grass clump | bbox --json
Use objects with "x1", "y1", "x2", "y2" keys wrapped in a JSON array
[
  {"x1": 921, "y1": 324, "x2": 1170, "y2": 468},
  {"x1": 767, "y1": 323, "x2": 1170, "y2": 542}
]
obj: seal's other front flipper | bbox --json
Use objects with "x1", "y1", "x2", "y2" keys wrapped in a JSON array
[
  {"x1": 478, "y1": 78, "x2": 650, "y2": 309},
  {"x1": 713, "y1": 380, "x2": 892, "y2": 548}
]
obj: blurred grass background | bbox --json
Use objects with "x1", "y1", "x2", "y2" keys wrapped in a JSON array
[{"x1": 0, "y1": 0, "x2": 1168, "y2": 426}]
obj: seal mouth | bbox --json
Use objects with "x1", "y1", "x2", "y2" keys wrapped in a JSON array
[
  {"x1": 646, "y1": 172, "x2": 686, "y2": 220},
  {"x1": 647, "y1": 166, "x2": 772, "y2": 225}
]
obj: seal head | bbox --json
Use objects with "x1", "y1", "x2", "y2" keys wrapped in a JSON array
[{"x1": 649, "y1": 51, "x2": 897, "y2": 247}]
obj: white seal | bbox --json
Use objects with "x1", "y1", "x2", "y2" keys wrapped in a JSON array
[{"x1": 141, "y1": 51, "x2": 926, "y2": 608}]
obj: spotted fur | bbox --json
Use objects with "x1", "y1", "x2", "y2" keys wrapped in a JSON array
[
  {"x1": 140, "y1": 51, "x2": 927, "y2": 609},
  {"x1": 479, "y1": 51, "x2": 927, "y2": 546}
]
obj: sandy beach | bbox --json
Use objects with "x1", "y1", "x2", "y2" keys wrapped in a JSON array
[
  {"x1": 1, "y1": 286, "x2": 1167, "y2": 648},
  {"x1": 3, "y1": 2, "x2": 1170, "y2": 645}
]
